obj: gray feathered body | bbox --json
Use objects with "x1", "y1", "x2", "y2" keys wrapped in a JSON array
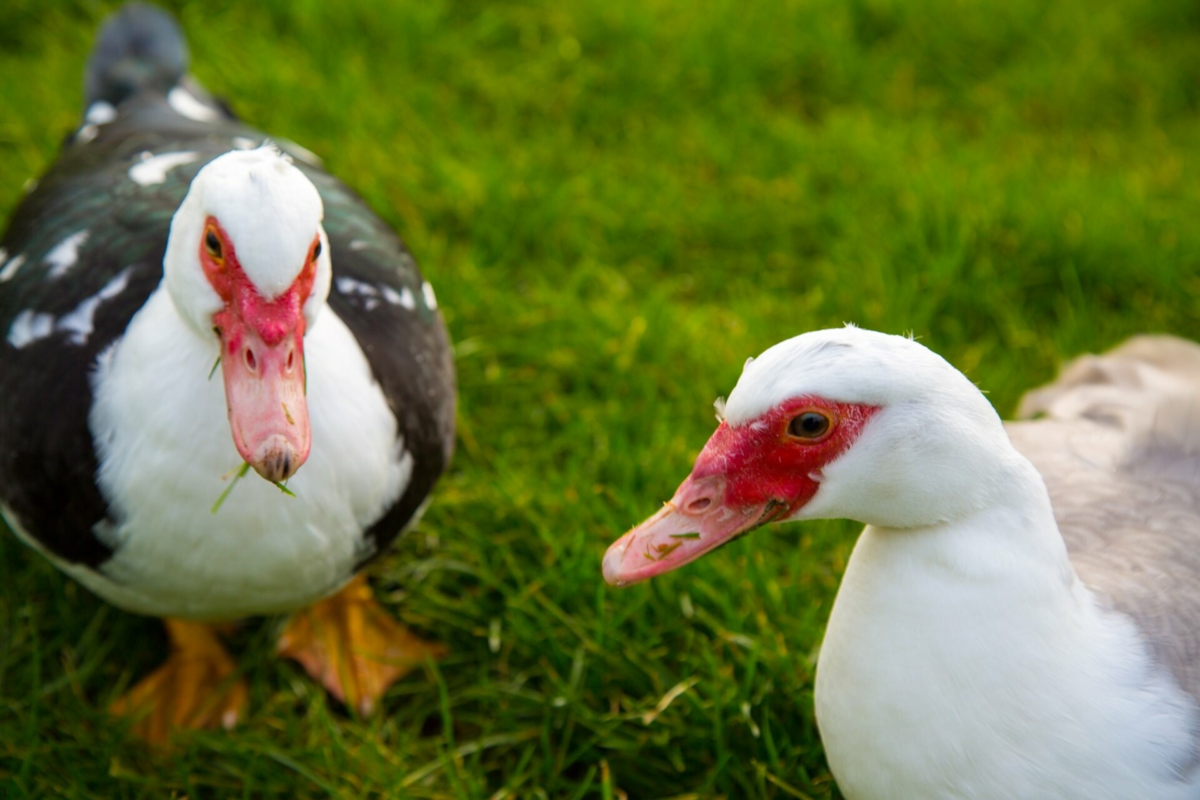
[{"x1": 1011, "y1": 336, "x2": 1200, "y2": 705}]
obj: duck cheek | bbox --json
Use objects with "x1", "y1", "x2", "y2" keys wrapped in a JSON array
[{"x1": 719, "y1": 460, "x2": 821, "y2": 514}]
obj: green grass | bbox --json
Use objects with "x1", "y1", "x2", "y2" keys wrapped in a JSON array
[{"x1": 2, "y1": 0, "x2": 1200, "y2": 796}]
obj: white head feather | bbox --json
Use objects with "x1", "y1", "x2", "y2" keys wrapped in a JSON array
[
  {"x1": 725, "y1": 327, "x2": 1031, "y2": 529},
  {"x1": 162, "y1": 146, "x2": 332, "y2": 337}
]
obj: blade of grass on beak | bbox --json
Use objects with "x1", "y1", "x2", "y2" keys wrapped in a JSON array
[{"x1": 211, "y1": 462, "x2": 251, "y2": 514}]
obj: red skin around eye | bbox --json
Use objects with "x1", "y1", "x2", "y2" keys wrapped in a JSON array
[
  {"x1": 603, "y1": 395, "x2": 879, "y2": 586},
  {"x1": 201, "y1": 216, "x2": 317, "y2": 346},
  {"x1": 694, "y1": 396, "x2": 880, "y2": 514}
]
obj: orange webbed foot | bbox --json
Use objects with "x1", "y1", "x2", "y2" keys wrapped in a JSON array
[
  {"x1": 111, "y1": 618, "x2": 249, "y2": 746},
  {"x1": 278, "y1": 574, "x2": 445, "y2": 716}
]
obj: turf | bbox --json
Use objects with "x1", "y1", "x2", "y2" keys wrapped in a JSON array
[{"x1": 2, "y1": 0, "x2": 1200, "y2": 796}]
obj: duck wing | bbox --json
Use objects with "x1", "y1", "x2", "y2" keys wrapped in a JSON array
[{"x1": 1007, "y1": 335, "x2": 1200, "y2": 704}]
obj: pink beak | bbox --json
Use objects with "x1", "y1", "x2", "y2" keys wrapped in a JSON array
[
  {"x1": 602, "y1": 473, "x2": 786, "y2": 587},
  {"x1": 220, "y1": 321, "x2": 310, "y2": 483},
  {"x1": 604, "y1": 398, "x2": 877, "y2": 586}
]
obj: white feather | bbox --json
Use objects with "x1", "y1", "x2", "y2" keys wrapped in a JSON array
[
  {"x1": 6, "y1": 310, "x2": 54, "y2": 348},
  {"x1": 162, "y1": 147, "x2": 332, "y2": 339},
  {"x1": 45, "y1": 230, "x2": 89, "y2": 279},
  {"x1": 76, "y1": 286, "x2": 409, "y2": 620},
  {"x1": 129, "y1": 151, "x2": 201, "y2": 186},
  {"x1": 85, "y1": 101, "x2": 117, "y2": 125},
  {"x1": 167, "y1": 86, "x2": 222, "y2": 122},
  {"x1": 0, "y1": 251, "x2": 25, "y2": 282},
  {"x1": 56, "y1": 268, "x2": 132, "y2": 344}
]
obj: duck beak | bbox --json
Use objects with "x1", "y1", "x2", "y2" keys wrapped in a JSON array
[
  {"x1": 602, "y1": 472, "x2": 787, "y2": 587},
  {"x1": 219, "y1": 318, "x2": 310, "y2": 483},
  {"x1": 604, "y1": 398, "x2": 879, "y2": 586}
]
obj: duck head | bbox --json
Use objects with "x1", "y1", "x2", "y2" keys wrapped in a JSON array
[
  {"x1": 603, "y1": 326, "x2": 1014, "y2": 586},
  {"x1": 163, "y1": 147, "x2": 332, "y2": 482}
]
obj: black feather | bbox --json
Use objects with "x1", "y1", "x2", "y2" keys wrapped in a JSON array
[{"x1": 85, "y1": 3, "x2": 188, "y2": 109}]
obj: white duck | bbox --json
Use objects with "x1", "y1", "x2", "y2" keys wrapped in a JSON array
[{"x1": 604, "y1": 326, "x2": 1200, "y2": 799}]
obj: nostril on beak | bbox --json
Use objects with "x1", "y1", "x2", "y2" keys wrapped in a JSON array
[
  {"x1": 244, "y1": 347, "x2": 257, "y2": 372},
  {"x1": 679, "y1": 474, "x2": 724, "y2": 515}
]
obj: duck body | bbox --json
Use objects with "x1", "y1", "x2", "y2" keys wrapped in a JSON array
[
  {"x1": 606, "y1": 328, "x2": 1200, "y2": 798},
  {"x1": 818, "y1": 339, "x2": 1200, "y2": 799},
  {"x1": 0, "y1": 6, "x2": 455, "y2": 621},
  {"x1": 817, "y1": 499, "x2": 1198, "y2": 799},
  {"x1": 81, "y1": 284, "x2": 412, "y2": 618}
]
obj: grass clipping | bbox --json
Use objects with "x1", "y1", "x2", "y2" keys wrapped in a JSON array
[{"x1": 211, "y1": 462, "x2": 296, "y2": 514}]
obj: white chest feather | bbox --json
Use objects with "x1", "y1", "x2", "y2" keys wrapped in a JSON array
[
  {"x1": 70, "y1": 287, "x2": 410, "y2": 619},
  {"x1": 815, "y1": 520, "x2": 1200, "y2": 800}
]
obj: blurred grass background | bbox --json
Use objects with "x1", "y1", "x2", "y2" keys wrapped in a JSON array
[{"x1": 2, "y1": 0, "x2": 1200, "y2": 797}]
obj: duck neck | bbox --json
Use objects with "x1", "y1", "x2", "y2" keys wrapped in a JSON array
[
  {"x1": 818, "y1": 443, "x2": 1096, "y2": 728},
  {"x1": 861, "y1": 451, "x2": 1076, "y2": 601}
]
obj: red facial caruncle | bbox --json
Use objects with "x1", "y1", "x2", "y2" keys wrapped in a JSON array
[
  {"x1": 603, "y1": 396, "x2": 879, "y2": 586},
  {"x1": 202, "y1": 215, "x2": 320, "y2": 483}
]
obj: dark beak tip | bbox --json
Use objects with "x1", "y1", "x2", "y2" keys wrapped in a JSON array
[{"x1": 250, "y1": 441, "x2": 303, "y2": 483}]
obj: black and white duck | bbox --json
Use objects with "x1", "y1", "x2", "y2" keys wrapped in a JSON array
[{"x1": 0, "y1": 3, "x2": 455, "y2": 741}]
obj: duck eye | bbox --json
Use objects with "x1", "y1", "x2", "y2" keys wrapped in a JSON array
[
  {"x1": 312, "y1": 239, "x2": 322, "y2": 261},
  {"x1": 788, "y1": 411, "x2": 831, "y2": 440},
  {"x1": 204, "y1": 228, "x2": 223, "y2": 260}
]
